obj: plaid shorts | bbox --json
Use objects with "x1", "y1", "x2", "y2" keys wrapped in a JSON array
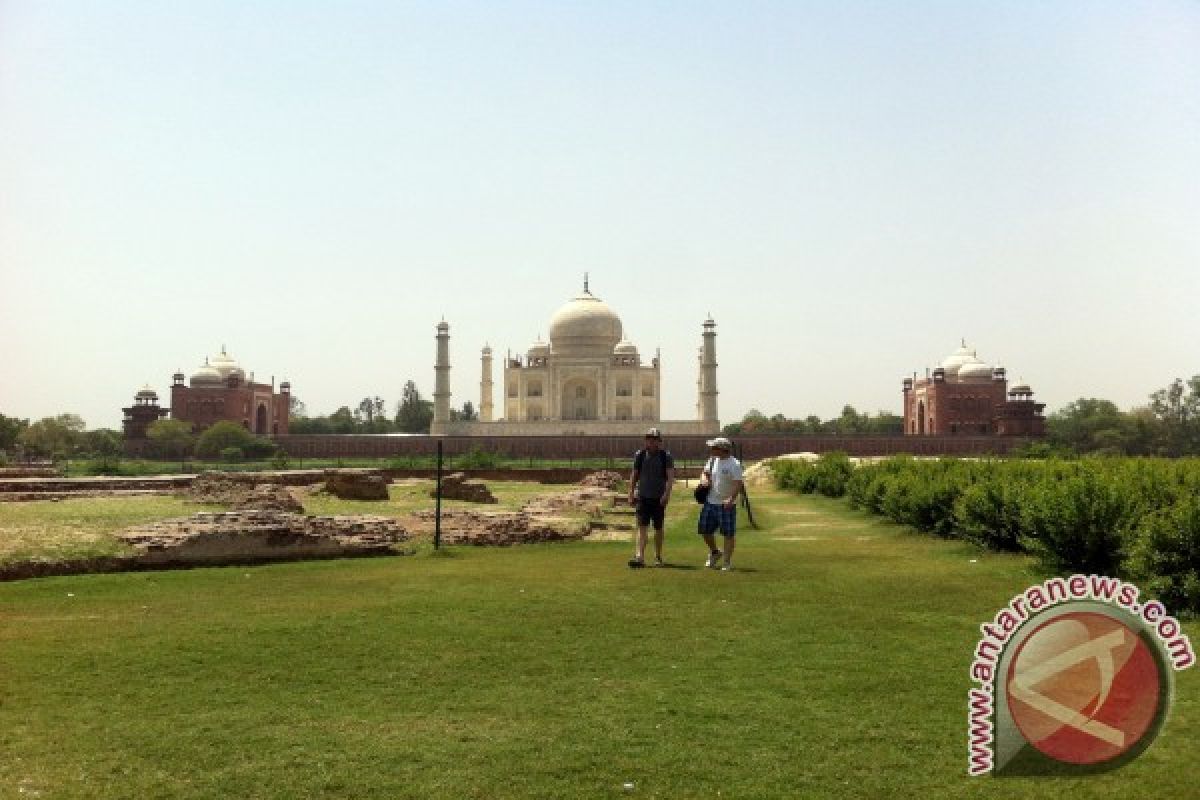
[{"x1": 698, "y1": 502, "x2": 737, "y2": 537}]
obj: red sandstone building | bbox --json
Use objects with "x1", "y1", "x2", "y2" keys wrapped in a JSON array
[
  {"x1": 902, "y1": 342, "x2": 1044, "y2": 436},
  {"x1": 121, "y1": 386, "x2": 169, "y2": 439},
  {"x1": 123, "y1": 347, "x2": 291, "y2": 440},
  {"x1": 169, "y1": 347, "x2": 291, "y2": 435}
]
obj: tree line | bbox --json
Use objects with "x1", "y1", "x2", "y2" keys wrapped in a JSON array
[
  {"x1": 3, "y1": 375, "x2": 1199, "y2": 461},
  {"x1": 722, "y1": 406, "x2": 905, "y2": 436},
  {"x1": 287, "y1": 380, "x2": 475, "y2": 435},
  {"x1": 722, "y1": 375, "x2": 1200, "y2": 457}
]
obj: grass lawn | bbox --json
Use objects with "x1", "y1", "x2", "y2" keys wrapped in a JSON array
[{"x1": 1, "y1": 483, "x2": 1196, "y2": 798}]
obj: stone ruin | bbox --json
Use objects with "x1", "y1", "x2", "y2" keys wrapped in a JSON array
[
  {"x1": 412, "y1": 508, "x2": 583, "y2": 546},
  {"x1": 578, "y1": 470, "x2": 624, "y2": 490},
  {"x1": 521, "y1": 486, "x2": 617, "y2": 515},
  {"x1": 323, "y1": 469, "x2": 390, "y2": 501},
  {"x1": 186, "y1": 472, "x2": 304, "y2": 512},
  {"x1": 119, "y1": 511, "x2": 409, "y2": 566},
  {"x1": 430, "y1": 472, "x2": 497, "y2": 504}
]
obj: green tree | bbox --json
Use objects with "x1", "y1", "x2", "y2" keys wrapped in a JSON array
[
  {"x1": 0, "y1": 413, "x2": 30, "y2": 452},
  {"x1": 1148, "y1": 376, "x2": 1200, "y2": 456},
  {"x1": 18, "y1": 414, "x2": 86, "y2": 458},
  {"x1": 395, "y1": 381, "x2": 433, "y2": 433},
  {"x1": 1047, "y1": 398, "x2": 1134, "y2": 454},
  {"x1": 196, "y1": 421, "x2": 258, "y2": 459},
  {"x1": 82, "y1": 429, "x2": 123, "y2": 457},
  {"x1": 329, "y1": 407, "x2": 357, "y2": 434},
  {"x1": 147, "y1": 419, "x2": 196, "y2": 459},
  {"x1": 450, "y1": 401, "x2": 478, "y2": 422}
]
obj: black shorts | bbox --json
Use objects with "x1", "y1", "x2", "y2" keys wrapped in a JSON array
[{"x1": 635, "y1": 497, "x2": 666, "y2": 530}]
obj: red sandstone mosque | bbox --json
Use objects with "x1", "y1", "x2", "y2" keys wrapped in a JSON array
[
  {"x1": 122, "y1": 347, "x2": 291, "y2": 439},
  {"x1": 902, "y1": 342, "x2": 1044, "y2": 436}
]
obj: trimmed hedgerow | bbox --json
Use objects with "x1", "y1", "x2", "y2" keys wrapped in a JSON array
[{"x1": 774, "y1": 454, "x2": 1200, "y2": 612}]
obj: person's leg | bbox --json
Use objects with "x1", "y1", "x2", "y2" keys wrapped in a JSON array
[
  {"x1": 635, "y1": 523, "x2": 648, "y2": 562},
  {"x1": 652, "y1": 501, "x2": 665, "y2": 563},
  {"x1": 699, "y1": 504, "x2": 722, "y2": 566},
  {"x1": 720, "y1": 507, "x2": 737, "y2": 568}
]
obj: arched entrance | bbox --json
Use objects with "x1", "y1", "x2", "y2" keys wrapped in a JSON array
[
  {"x1": 561, "y1": 379, "x2": 598, "y2": 420},
  {"x1": 255, "y1": 403, "x2": 268, "y2": 434},
  {"x1": 917, "y1": 401, "x2": 926, "y2": 434}
]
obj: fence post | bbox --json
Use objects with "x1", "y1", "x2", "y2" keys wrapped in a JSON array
[{"x1": 434, "y1": 439, "x2": 443, "y2": 551}]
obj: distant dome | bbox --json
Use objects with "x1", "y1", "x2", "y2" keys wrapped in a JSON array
[
  {"x1": 190, "y1": 360, "x2": 223, "y2": 387},
  {"x1": 958, "y1": 360, "x2": 993, "y2": 380},
  {"x1": 614, "y1": 340, "x2": 638, "y2": 355},
  {"x1": 548, "y1": 288, "x2": 623, "y2": 356},
  {"x1": 209, "y1": 347, "x2": 245, "y2": 381},
  {"x1": 135, "y1": 385, "x2": 158, "y2": 399},
  {"x1": 940, "y1": 343, "x2": 975, "y2": 376},
  {"x1": 1010, "y1": 383, "x2": 1033, "y2": 395},
  {"x1": 527, "y1": 338, "x2": 550, "y2": 358}
]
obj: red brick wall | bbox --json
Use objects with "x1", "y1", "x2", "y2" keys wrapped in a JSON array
[{"x1": 272, "y1": 434, "x2": 1037, "y2": 460}]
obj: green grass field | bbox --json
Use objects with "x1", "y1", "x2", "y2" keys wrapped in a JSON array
[{"x1": 1, "y1": 483, "x2": 1196, "y2": 798}]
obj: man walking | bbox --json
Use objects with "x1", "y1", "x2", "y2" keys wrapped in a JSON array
[
  {"x1": 628, "y1": 427, "x2": 675, "y2": 568},
  {"x1": 697, "y1": 436, "x2": 743, "y2": 571}
]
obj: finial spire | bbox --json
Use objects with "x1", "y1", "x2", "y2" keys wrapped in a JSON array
[
  {"x1": 584, "y1": 272, "x2": 590, "y2": 293},
  {"x1": 961, "y1": 337, "x2": 966, "y2": 347}
]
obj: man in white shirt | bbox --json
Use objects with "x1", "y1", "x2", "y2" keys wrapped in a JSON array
[{"x1": 697, "y1": 436, "x2": 744, "y2": 571}]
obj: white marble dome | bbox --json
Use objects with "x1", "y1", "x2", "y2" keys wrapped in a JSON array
[
  {"x1": 190, "y1": 360, "x2": 223, "y2": 386},
  {"x1": 940, "y1": 344, "x2": 975, "y2": 376},
  {"x1": 548, "y1": 289, "x2": 623, "y2": 356},
  {"x1": 209, "y1": 347, "x2": 245, "y2": 381},
  {"x1": 958, "y1": 360, "x2": 993, "y2": 380}
]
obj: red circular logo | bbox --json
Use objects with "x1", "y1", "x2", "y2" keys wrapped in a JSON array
[{"x1": 1006, "y1": 611, "x2": 1162, "y2": 765}]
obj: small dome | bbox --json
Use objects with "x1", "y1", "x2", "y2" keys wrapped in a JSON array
[
  {"x1": 958, "y1": 361, "x2": 993, "y2": 380},
  {"x1": 940, "y1": 343, "x2": 975, "y2": 375},
  {"x1": 190, "y1": 360, "x2": 223, "y2": 387},
  {"x1": 527, "y1": 337, "x2": 550, "y2": 358},
  {"x1": 1010, "y1": 383, "x2": 1033, "y2": 395},
  {"x1": 614, "y1": 339, "x2": 638, "y2": 355},
  {"x1": 548, "y1": 287, "x2": 623, "y2": 356},
  {"x1": 135, "y1": 385, "x2": 157, "y2": 399},
  {"x1": 209, "y1": 347, "x2": 245, "y2": 381}
]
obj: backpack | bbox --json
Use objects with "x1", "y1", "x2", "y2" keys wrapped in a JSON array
[{"x1": 633, "y1": 448, "x2": 672, "y2": 482}]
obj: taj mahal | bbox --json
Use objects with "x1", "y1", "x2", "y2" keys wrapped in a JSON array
[{"x1": 430, "y1": 279, "x2": 721, "y2": 436}]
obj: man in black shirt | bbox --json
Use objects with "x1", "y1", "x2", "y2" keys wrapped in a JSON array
[{"x1": 628, "y1": 427, "x2": 676, "y2": 568}]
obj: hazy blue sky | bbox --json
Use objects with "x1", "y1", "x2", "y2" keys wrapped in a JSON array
[{"x1": 2, "y1": 2, "x2": 1197, "y2": 431}]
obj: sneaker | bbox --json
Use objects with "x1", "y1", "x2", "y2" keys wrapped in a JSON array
[
  {"x1": 721, "y1": 563, "x2": 734, "y2": 572},
  {"x1": 705, "y1": 551, "x2": 722, "y2": 569},
  {"x1": 653, "y1": 556, "x2": 665, "y2": 568},
  {"x1": 628, "y1": 557, "x2": 645, "y2": 569}
]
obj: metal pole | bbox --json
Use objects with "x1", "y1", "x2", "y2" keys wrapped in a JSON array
[{"x1": 434, "y1": 439, "x2": 443, "y2": 550}]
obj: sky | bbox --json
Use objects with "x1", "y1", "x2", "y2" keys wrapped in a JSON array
[{"x1": 1, "y1": 1, "x2": 1198, "y2": 431}]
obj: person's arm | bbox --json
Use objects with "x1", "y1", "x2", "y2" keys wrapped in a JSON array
[
  {"x1": 629, "y1": 466, "x2": 639, "y2": 503},
  {"x1": 662, "y1": 467, "x2": 676, "y2": 505},
  {"x1": 700, "y1": 458, "x2": 712, "y2": 486}
]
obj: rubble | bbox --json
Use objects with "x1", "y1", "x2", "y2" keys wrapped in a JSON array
[
  {"x1": 118, "y1": 511, "x2": 409, "y2": 565},
  {"x1": 431, "y1": 472, "x2": 497, "y2": 504},
  {"x1": 578, "y1": 470, "x2": 624, "y2": 490},
  {"x1": 412, "y1": 508, "x2": 585, "y2": 546},
  {"x1": 323, "y1": 469, "x2": 390, "y2": 501}
]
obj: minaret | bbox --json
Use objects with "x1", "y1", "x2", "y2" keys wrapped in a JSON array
[
  {"x1": 699, "y1": 316, "x2": 719, "y2": 429},
  {"x1": 432, "y1": 320, "x2": 451, "y2": 434},
  {"x1": 480, "y1": 344, "x2": 494, "y2": 422}
]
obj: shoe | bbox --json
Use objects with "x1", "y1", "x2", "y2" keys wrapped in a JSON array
[
  {"x1": 653, "y1": 557, "x2": 665, "y2": 568},
  {"x1": 705, "y1": 551, "x2": 722, "y2": 569},
  {"x1": 721, "y1": 563, "x2": 734, "y2": 572},
  {"x1": 628, "y1": 557, "x2": 645, "y2": 568}
]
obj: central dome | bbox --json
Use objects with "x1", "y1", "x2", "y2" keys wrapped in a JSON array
[{"x1": 548, "y1": 289, "x2": 623, "y2": 356}]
